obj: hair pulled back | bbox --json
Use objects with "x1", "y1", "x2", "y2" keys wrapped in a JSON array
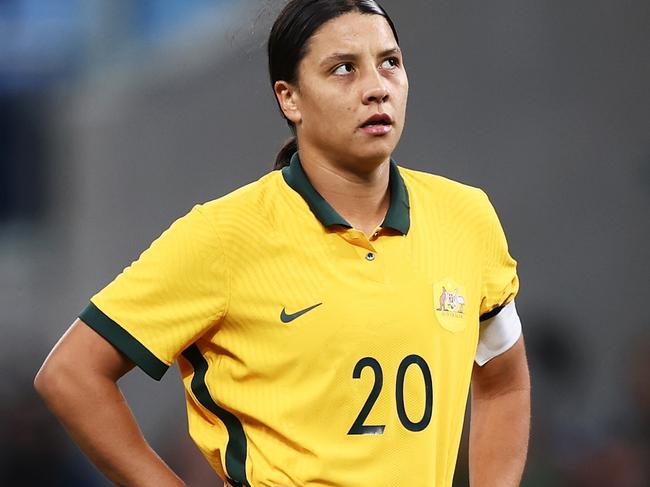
[{"x1": 268, "y1": 0, "x2": 399, "y2": 169}]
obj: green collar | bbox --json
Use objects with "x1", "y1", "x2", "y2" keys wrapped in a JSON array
[{"x1": 281, "y1": 152, "x2": 410, "y2": 234}]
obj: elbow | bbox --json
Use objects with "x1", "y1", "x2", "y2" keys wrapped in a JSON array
[
  {"x1": 34, "y1": 355, "x2": 76, "y2": 406},
  {"x1": 34, "y1": 360, "x2": 58, "y2": 402},
  {"x1": 35, "y1": 319, "x2": 126, "y2": 409}
]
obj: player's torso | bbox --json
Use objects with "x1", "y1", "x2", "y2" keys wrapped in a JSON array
[{"x1": 179, "y1": 171, "x2": 486, "y2": 487}]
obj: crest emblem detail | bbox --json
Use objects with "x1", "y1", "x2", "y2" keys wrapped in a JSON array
[
  {"x1": 436, "y1": 286, "x2": 465, "y2": 314},
  {"x1": 433, "y1": 280, "x2": 467, "y2": 333}
]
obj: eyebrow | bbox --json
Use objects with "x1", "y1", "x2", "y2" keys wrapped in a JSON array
[{"x1": 319, "y1": 47, "x2": 402, "y2": 67}]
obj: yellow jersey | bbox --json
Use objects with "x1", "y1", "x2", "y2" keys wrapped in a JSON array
[{"x1": 80, "y1": 152, "x2": 519, "y2": 487}]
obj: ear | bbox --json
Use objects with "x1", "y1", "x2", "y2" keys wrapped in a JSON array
[{"x1": 274, "y1": 80, "x2": 302, "y2": 125}]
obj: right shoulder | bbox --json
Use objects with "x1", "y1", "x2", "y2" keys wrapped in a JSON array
[{"x1": 194, "y1": 170, "x2": 285, "y2": 233}]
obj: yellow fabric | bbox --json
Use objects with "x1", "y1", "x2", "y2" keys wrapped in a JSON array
[{"x1": 88, "y1": 164, "x2": 518, "y2": 487}]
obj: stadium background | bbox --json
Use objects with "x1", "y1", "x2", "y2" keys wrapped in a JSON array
[{"x1": 1, "y1": 0, "x2": 648, "y2": 485}]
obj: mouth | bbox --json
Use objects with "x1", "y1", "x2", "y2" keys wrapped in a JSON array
[
  {"x1": 360, "y1": 113, "x2": 394, "y2": 136},
  {"x1": 360, "y1": 113, "x2": 393, "y2": 128}
]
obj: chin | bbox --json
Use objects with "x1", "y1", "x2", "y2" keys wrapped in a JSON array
[
  {"x1": 318, "y1": 134, "x2": 398, "y2": 170},
  {"x1": 354, "y1": 140, "x2": 397, "y2": 163}
]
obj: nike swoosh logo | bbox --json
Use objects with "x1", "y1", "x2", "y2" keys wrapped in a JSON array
[{"x1": 280, "y1": 303, "x2": 323, "y2": 323}]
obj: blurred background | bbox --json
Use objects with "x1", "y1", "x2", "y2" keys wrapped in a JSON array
[{"x1": 1, "y1": 0, "x2": 648, "y2": 485}]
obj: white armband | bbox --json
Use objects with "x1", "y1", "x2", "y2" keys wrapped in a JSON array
[{"x1": 475, "y1": 300, "x2": 522, "y2": 366}]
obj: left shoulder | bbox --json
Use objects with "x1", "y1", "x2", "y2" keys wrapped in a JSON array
[{"x1": 397, "y1": 164, "x2": 493, "y2": 215}]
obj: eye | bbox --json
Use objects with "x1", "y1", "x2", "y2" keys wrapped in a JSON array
[
  {"x1": 332, "y1": 63, "x2": 354, "y2": 75},
  {"x1": 380, "y1": 57, "x2": 399, "y2": 70}
]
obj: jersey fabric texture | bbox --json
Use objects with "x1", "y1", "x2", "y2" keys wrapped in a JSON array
[{"x1": 79, "y1": 152, "x2": 519, "y2": 487}]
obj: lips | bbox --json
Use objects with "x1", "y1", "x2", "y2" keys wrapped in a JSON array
[
  {"x1": 360, "y1": 113, "x2": 394, "y2": 136},
  {"x1": 360, "y1": 113, "x2": 393, "y2": 128}
]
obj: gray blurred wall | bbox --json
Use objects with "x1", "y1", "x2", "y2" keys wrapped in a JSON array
[{"x1": 3, "y1": 0, "x2": 648, "y2": 482}]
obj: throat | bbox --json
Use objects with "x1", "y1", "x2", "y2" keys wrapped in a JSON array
[
  {"x1": 336, "y1": 196, "x2": 390, "y2": 238},
  {"x1": 296, "y1": 149, "x2": 392, "y2": 236},
  {"x1": 323, "y1": 179, "x2": 391, "y2": 237}
]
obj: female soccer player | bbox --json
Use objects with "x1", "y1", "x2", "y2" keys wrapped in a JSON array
[{"x1": 35, "y1": 1, "x2": 530, "y2": 486}]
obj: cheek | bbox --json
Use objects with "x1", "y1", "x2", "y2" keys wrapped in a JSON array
[
  {"x1": 310, "y1": 95, "x2": 356, "y2": 125},
  {"x1": 396, "y1": 76, "x2": 409, "y2": 102},
  {"x1": 302, "y1": 86, "x2": 340, "y2": 118},
  {"x1": 298, "y1": 79, "x2": 359, "y2": 134}
]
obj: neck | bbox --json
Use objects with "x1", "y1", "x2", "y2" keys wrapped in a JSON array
[{"x1": 297, "y1": 145, "x2": 391, "y2": 237}]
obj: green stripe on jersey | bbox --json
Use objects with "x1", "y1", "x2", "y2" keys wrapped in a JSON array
[{"x1": 182, "y1": 344, "x2": 250, "y2": 487}]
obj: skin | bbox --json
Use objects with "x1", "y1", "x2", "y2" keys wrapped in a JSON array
[
  {"x1": 35, "y1": 10, "x2": 530, "y2": 487},
  {"x1": 34, "y1": 321, "x2": 185, "y2": 486},
  {"x1": 274, "y1": 12, "x2": 408, "y2": 236},
  {"x1": 470, "y1": 336, "x2": 531, "y2": 486}
]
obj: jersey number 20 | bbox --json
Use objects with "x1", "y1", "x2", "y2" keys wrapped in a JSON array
[{"x1": 348, "y1": 354, "x2": 433, "y2": 435}]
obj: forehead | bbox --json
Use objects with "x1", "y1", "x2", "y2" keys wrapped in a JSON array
[{"x1": 306, "y1": 12, "x2": 397, "y2": 57}]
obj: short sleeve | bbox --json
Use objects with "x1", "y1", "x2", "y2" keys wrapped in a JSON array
[
  {"x1": 475, "y1": 192, "x2": 521, "y2": 365},
  {"x1": 79, "y1": 205, "x2": 229, "y2": 380},
  {"x1": 479, "y1": 192, "x2": 519, "y2": 319}
]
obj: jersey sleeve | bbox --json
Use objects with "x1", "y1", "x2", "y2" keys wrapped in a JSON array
[
  {"x1": 79, "y1": 205, "x2": 229, "y2": 380},
  {"x1": 475, "y1": 192, "x2": 521, "y2": 365}
]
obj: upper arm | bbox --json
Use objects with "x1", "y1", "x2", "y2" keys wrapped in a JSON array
[
  {"x1": 35, "y1": 319, "x2": 135, "y2": 390},
  {"x1": 475, "y1": 300, "x2": 522, "y2": 366},
  {"x1": 471, "y1": 334, "x2": 530, "y2": 400}
]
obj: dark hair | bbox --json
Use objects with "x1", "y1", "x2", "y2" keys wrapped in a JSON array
[{"x1": 268, "y1": 0, "x2": 399, "y2": 169}]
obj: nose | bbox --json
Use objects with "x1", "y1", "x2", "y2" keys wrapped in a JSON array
[{"x1": 362, "y1": 70, "x2": 389, "y2": 105}]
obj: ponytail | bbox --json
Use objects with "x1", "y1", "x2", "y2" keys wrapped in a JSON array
[{"x1": 273, "y1": 136, "x2": 297, "y2": 170}]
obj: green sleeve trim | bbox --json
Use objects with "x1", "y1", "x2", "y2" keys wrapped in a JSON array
[
  {"x1": 479, "y1": 303, "x2": 506, "y2": 322},
  {"x1": 79, "y1": 302, "x2": 169, "y2": 381}
]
